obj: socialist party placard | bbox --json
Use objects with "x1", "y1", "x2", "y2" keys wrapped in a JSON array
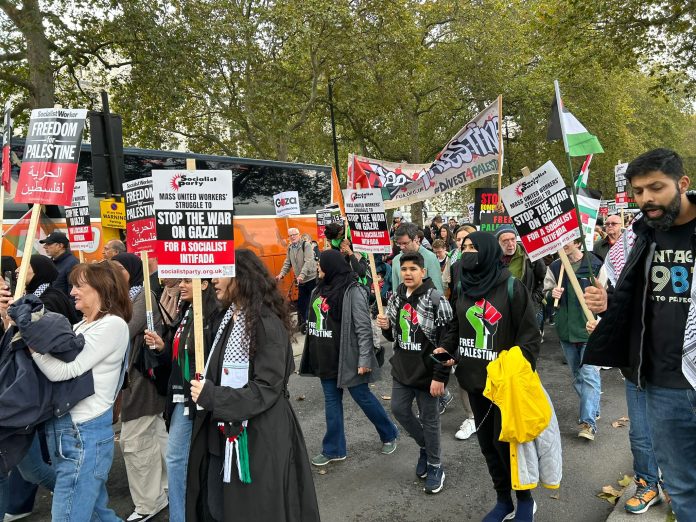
[
  {"x1": 500, "y1": 161, "x2": 580, "y2": 262},
  {"x1": 65, "y1": 181, "x2": 92, "y2": 248},
  {"x1": 124, "y1": 177, "x2": 156, "y2": 253},
  {"x1": 273, "y1": 191, "x2": 301, "y2": 217},
  {"x1": 15, "y1": 108, "x2": 88, "y2": 206},
  {"x1": 153, "y1": 170, "x2": 234, "y2": 278},
  {"x1": 614, "y1": 162, "x2": 637, "y2": 209},
  {"x1": 343, "y1": 188, "x2": 391, "y2": 254}
]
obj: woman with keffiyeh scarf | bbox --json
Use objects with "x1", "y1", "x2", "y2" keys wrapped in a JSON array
[
  {"x1": 144, "y1": 277, "x2": 222, "y2": 522},
  {"x1": 187, "y1": 249, "x2": 320, "y2": 522},
  {"x1": 111, "y1": 252, "x2": 169, "y2": 522}
]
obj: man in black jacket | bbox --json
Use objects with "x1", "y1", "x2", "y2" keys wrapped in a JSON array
[
  {"x1": 584, "y1": 149, "x2": 696, "y2": 522},
  {"x1": 39, "y1": 232, "x2": 78, "y2": 297}
]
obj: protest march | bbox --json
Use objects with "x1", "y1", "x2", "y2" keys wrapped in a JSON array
[{"x1": 0, "y1": 6, "x2": 695, "y2": 520}]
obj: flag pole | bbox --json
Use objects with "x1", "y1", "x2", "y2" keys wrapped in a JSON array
[
  {"x1": 495, "y1": 95, "x2": 505, "y2": 212},
  {"x1": 554, "y1": 80, "x2": 595, "y2": 283}
]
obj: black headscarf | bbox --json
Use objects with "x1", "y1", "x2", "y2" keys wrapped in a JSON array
[
  {"x1": 317, "y1": 249, "x2": 357, "y2": 321},
  {"x1": 1, "y1": 256, "x2": 17, "y2": 274},
  {"x1": 459, "y1": 231, "x2": 510, "y2": 299},
  {"x1": 113, "y1": 252, "x2": 144, "y2": 288},
  {"x1": 27, "y1": 255, "x2": 59, "y2": 293}
]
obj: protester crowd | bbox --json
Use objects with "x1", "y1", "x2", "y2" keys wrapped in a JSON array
[{"x1": 0, "y1": 148, "x2": 694, "y2": 522}]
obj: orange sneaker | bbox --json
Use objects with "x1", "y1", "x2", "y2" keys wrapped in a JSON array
[{"x1": 624, "y1": 477, "x2": 662, "y2": 514}]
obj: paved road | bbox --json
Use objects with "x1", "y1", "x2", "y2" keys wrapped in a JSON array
[{"x1": 30, "y1": 326, "x2": 634, "y2": 521}]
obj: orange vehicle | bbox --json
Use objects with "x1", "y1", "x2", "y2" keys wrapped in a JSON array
[{"x1": 1, "y1": 140, "x2": 338, "y2": 296}]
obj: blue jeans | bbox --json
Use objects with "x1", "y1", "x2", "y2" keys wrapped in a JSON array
[
  {"x1": 645, "y1": 384, "x2": 696, "y2": 522},
  {"x1": 320, "y1": 379, "x2": 398, "y2": 458},
  {"x1": 560, "y1": 341, "x2": 601, "y2": 429},
  {"x1": 625, "y1": 380, "x2": 659, "y2": 485},
  {"x1": 0, "y1": 432, "x2": 56, "y2": 519},
  {"x1": 166, "y1": 403, "x2": 193, "y2": 522},
  {"x1": 46, "y1": 408, "x2": 120, "y2": 522}
]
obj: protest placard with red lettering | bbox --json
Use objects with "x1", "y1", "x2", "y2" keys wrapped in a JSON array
[
  {"x1": 14, "y1": 108, "x2": 87, "y2": 206},
  {"x1": 473, "y1": 188, "x2": 512, "y2": 232},
  {"x1": 153, "y1": 170, "x2": 234, "y2": 278},
  {"x1": 124, "y1": 177, "x2": 156, "y2": 253},
  {"x1": 615, "y1": 162, "x2": 638, "y2": 209},
  {"x1": 65, "y1": 181, "x2": 93, "y2": 248},
  {"x1": 343, "y1": 188, "x2": 391, "y2": 254},
  {"x1": 500, "y1": 161, "x2": 580, "y2": 262}
]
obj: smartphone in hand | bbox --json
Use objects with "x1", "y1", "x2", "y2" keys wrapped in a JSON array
[
  {"x1": 4, "y1": 271, "x2": 16, "y2": 295},
  {"x1": 429, "y1": 350, "x2": 454, "y2": 364}
]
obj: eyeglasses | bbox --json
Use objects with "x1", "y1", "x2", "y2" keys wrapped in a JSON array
[
  {"x1": 606, "y1": 222, "x2": 621, "y2": 226},
  {"x1": 396, "y1": 240, "x2": 413, "y2": 247},
  {"x1": 289, "y1": 233, "x2": 299, "y2": 237}
]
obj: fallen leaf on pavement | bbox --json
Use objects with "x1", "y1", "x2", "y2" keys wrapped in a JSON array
[
  {"x1": 317, "y1": 469, "x2": 327, "y2": 475},
  {"x1": 550, "y1": 492, "x2": 560, "y2": 500},
  {"x1": 596, "y1": 492, "x2": 620, "y2": 505},
  {"x1": 296, "y1": 395, "x2": 306, "y2": 401},
  {"x1": 612, "y1": 416, "x2": 630, "y2": 428},
  {"x1": 618, "y1": 475, "x2": 632, "y2": 487},
  {"x1": 381, "y1": 395, "x2": 391, "y2": 400},
  {"x1": 602, "y1": 485, "x2": 622, "y2": 497}
]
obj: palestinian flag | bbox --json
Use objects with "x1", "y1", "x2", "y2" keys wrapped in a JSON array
[
  {"x1": 2, "y1": 208, "x2": 59, "y2": 257},
  {"x1": 547, "y1": 81, "x2": 604, "y2": 157},
  {"x1": 575, "y1": 154, "x2": 593, "y2": 189}
]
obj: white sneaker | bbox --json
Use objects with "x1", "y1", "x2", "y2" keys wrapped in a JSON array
[
  {"x1": 4, "y1": 513, "x2": 32, "y2": 522},
  {"x1": 455, "y1": 418, "x2": 476, "y2": 440},
  {"x1": 126, "y1": 498, "x2": 168, "y2": 522}
]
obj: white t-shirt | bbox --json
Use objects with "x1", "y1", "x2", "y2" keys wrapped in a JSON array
[{"x1": 32, "y1": 314, "x2": 130, "y2": 423}]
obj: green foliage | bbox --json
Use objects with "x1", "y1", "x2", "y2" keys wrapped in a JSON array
[{"x1": 0, "y1": 0, "x2": 694, "y2": 203}]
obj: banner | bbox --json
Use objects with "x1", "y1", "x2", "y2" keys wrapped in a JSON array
[
  {"x1": 473, "y1": 188, "x2": 512, "y2": 232},
  {"x1": 347, "y1": 99, "x2": 500, "y2": 208},
  {"x1": 343, "y1": 188, "x2": 391, "y2": 254},
  {"x1": 316, "y1": 206, "x2": 342, "y2": 239},
  {"x1": 273, "y1": 190, "x2": 301, "y2": 217},
  {"x1": 65, "y1": 181, "x2": 93, "y2": 248},
  {"x1": 153, "y1": 170, "x2": 234, "y2": 278},
  {"x1": 124, "y1": 177, "x2": 156, "y2": 253},
  {"x1": 14, "y1": 108, "x2": 87, "y2": 206},
  {"x1": 500, "y1": 161, "x2": 580, "y2": 262},
  {"x1": 2, "y1": 102, "x2": 11, "y2": 193},
  {"x1": 577, "y1": 195, "x2": 601, "y2": 250}
]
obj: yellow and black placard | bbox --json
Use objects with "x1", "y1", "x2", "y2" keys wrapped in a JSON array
[{"x1": 100, "y1": 199, "x2": 127, "y2": 229}]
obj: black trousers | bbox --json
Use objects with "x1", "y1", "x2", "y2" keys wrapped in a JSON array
[{"x1": 469, "y1": 391, "x2": 512, "y2": 495}]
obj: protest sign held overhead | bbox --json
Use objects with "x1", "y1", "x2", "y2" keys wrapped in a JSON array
[
  {"x1": 577, "y1": 195, "x2": 601, "y2": 250},
  {"x1": 124, "y1": 177, "x2": 156, "y2": 253},
  {"x1": 473, "y1": 188, "x2": 512, "y2": 232},
  {"x1": 614, "y1": 162, "x2": 637, "y2": 209},
  {"x1": 316, "y1": 206, "x2": 343, "y2": 239},
  {"x1": 500, "y1": 160, "x2": 580, "y2": 262},
  {"x1": 347, "y1": 98, "x2": 501, "y2": 208},
  {"x1": 65, "y1": 181, "x2": 93, "y2": 248},
  {"x1": 2, "y1": 102, "x2": 12, "y2": 193},
  {"x1": 343, "y1": 188, "x2": 391, "y2": 254},
  {"x1": 273, "y1": 191, "x2": 301, "y2": 217},
  {"x1": 14, "y1": 108, "x2": 88, "y2": 206},
  {"x1": 153, "y1": 170, "x2": 234, "y2": 278}
]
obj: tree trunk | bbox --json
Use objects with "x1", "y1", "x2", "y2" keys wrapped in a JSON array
[
  {"x1": 22, "y1": 0, "x2": 55, "y2": 108},
  {"x1": 409, "y1": 109, "x2": 424, "y2": 227}
]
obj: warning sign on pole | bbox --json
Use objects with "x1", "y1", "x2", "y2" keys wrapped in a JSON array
[
  {"x1": 343, "y1": 188, "x2": 391, "y2": 254},
  {"x1": 14, "y1": 108, "x2": 87, "y2": 206},
  {"x1": 153, "y1": 170, "x2": 234, "y2": 278},
  {"x1": 500, "y1": 160, "x2": 580, "y2": 262},
  {"x1": 124, "y1": 177, "x2": 156, "y2": 253}
]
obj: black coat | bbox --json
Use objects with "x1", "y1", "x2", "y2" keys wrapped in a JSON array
[
  {"x1": 51, "y1": 251, "x2": 78, "y2": 296},
  {"x1": 186, "y1": 308, "x2": 320, "y2": 522}
]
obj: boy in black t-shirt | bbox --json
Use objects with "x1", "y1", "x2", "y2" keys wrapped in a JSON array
[{"x1": 377, "y1": 252, "x2": 453, "y2": 494}]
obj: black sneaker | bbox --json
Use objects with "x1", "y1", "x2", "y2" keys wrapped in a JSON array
[
  {"x1": 416, "y1": 447, "x2": 427, "y2": 479},
  {"x1": 438, "y1": 390, "x2": 454, "y2": 414},
  {"x1": 424, "y1": 464, "x2": 445, "y2": 494}
]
